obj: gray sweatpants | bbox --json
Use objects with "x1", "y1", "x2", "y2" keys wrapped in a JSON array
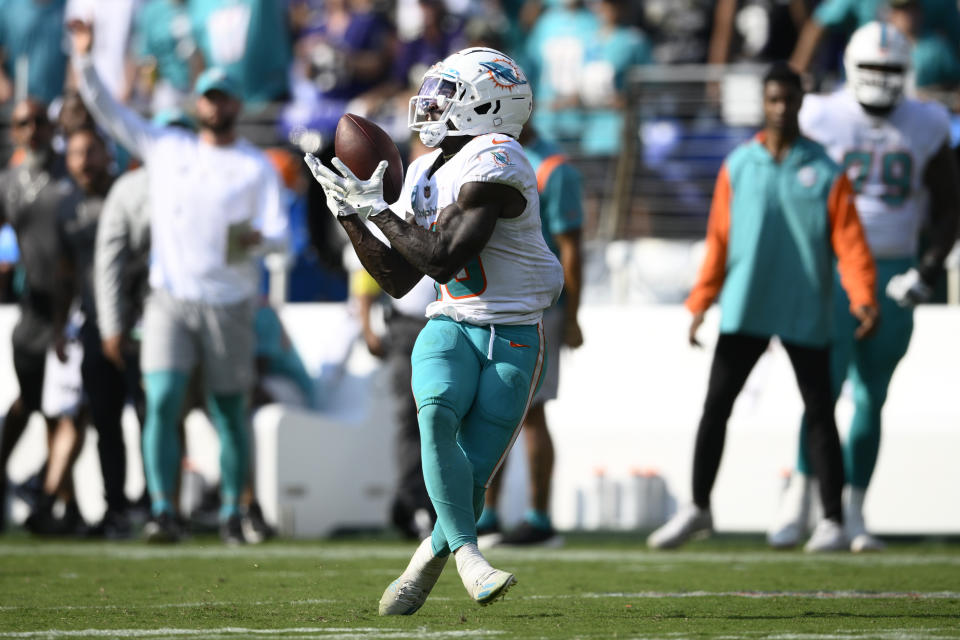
[{"x1": 141, "y1": 289, "x2": 255, "y2": 395}]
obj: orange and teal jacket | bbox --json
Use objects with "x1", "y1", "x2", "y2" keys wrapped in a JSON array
[{"x1": 686, "y1": 134, "x2": 876, "y2": 347}]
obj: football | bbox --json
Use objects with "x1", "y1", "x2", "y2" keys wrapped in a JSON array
[{"x1": 334, "y1": 113, "x2": 404, "y2": 204}]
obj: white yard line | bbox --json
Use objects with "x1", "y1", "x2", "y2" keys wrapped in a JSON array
[
  {"x1": 0, "y1": 629, "x2": 504, "y2": 639},
  {"x1": 527, "y1": 590, "x2": 960, "y2": 600},
  {"x1": 3, "y1": 544, "x2": 960, "y2": 567},
  {"x1": 0, "y1": 599, "x2": 334, "y2": 613}
]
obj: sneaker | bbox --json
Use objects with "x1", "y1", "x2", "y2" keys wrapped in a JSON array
[
  {"x1": 144, "y1": 512, "x2": 181, "y2": 543},
  {"x1": 379, "y1": 538, "x2": 449, "y2": 616},
  {"x1": 241, "y1": 503, "x2": 275, "y2": 544},
  {"x1": 843, "y1": 487, "x2": 884, "y2": 553},
  {"x1": 467, "y1": 568, "x2": 517, "y2": 606},
  {"x1": 850, "y1": 532, "x2": 886, "y2": 552},
  {"x1": 647, "y1": 504, "x2": 713, "y2": 549},
  {"x1": 804, "y1": 518, "x2": 847, "y2": 552},
  {"x1": 100, "y1": 509, "x2": 132, "y2": 540},
  {"x1": 496, "y1": 521, "x2": 563, "y2": 548},
  {"x1": 220, "y1": 514, "x2": 246, "y2": 545},
  {"x1": 767, "y1": 472, "x2": 811, "y2": 549}
]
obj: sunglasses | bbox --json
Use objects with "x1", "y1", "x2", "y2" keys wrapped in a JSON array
[{"x1": 13, "y1": 115, "x2": 49, "y2": 128}]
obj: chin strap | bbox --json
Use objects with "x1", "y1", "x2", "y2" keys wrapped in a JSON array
[{"x1": 419, "y1": 123, "x2": 448, "y2": 148}]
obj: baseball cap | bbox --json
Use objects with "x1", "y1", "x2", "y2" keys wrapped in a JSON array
[
  {"x1": 151, "y1": 107, "x2": 195, "y2": 130},
  {"x1": 194, "y1": 67, "x2": 241, "y2": 99}
]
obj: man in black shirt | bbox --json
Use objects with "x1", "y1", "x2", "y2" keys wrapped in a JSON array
[{"x1": 0, "y1": 99, "x2": 78, "y2": 532}]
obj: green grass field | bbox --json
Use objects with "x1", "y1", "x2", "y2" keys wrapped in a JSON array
[{"x1": 2, "y1": 533, "x2": 960, "y2": 639}]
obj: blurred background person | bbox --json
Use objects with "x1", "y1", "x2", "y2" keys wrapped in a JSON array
[
  {"x1": 26, "y1": 124, "x2": 124, "y2": 538},
  {"x1": 790, "y1": 0, "x2": 960, "y2": 92},
  {"x1": 0, "y1": 0, "x2": 68, "y2": 104},
  {"x1": 647, "y1": 64, "x2": 877, "y2": 553},
  {"x1": 708, "y1": 0, "x2": 810, "y2": 66},
  {"x1": 71, "y1": 20, "x2": 288, "y2": 544},
  {"x1": 65, "y1": 0, "x2": 140, "y2": 102},
  {"x1": 0, "y1": 98, "x2": 77, "y2": 533},
  {"x1": 55, "y1": 126, "x2": 125, "y2": 537},
  {"x1": 93, "y1": 111, "x2": 194, "y2": 532},
  {"x1": 131, "y1": 0, "x2": 202, "y2": 112},
  {"x1": 524, "y1": 0, "x2": 598, "y2": 147},
  {"x1": 282, "y1": 0, "x2": 395, "y2": 143},
  {"x1": 354, "y1": 267, "x2": 438, "y2": 540},
  {"x1": 189, "y1": 0, "x2": 293, "y2": 105},
  {"x1": 478, "y1": 124, "x2": 584, "y2": 547},
  {"x1": 769, "y1": 22, "x2": 960, "y2": 552}
]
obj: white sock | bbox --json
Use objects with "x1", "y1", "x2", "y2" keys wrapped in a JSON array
[
  {"x1": 844, "y1": 486, "x2": 867, "y2": 537},
  {"x1": 402, "y1": 536, "x2": 447, "y2": 581},
  {"x1": 454, "y1": 542, "x2": 493, "y2": 588}
]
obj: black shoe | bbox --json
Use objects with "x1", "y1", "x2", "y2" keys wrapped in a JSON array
[
  {"x1": 12, "y1": 470, "x2": 44, "y2": 509},
  {"x1": 220, "y1": 514, "x2": 245, "y2": 545},
  {"x1": 99, "y1": 509, "x2": 132, "y2": 540},
  {"x1": 498, "y1": 521, "x2": 563, "y2": 547},
  {"x1": 241, "y1": 503, "x2": 275, "y2": 544},
  {"x1": 144, "y1": 512, "x2": 181, "y2": 543},
  {"x1": 476, "y1": 521, "x2": 501, "y2": 537}
]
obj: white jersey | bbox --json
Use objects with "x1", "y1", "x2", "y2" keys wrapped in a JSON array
[
  {"x1": 800, "y1": 90, "x2": 951, "y2": 258},
  {"x1": 399, "y1": 134, "x2": 563, "y2": 326},
  {"x1": 75, "y1": 55, "x2": 288, "y2": 305}
]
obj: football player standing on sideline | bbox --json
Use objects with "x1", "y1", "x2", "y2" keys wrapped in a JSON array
[
  {"x1": 647, "y1": 63, "x2": 879, "y2": 553},
  {"x1": 69, "y1": 20, "x2": 288, "y2": 544},
  {"x1": 769, "y1": 22, "x2": 960, "y2": 552},
  {"x1": 305, "y1": 48, "x2": 563, "y2": 613}
]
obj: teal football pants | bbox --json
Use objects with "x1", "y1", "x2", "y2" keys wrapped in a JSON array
[
  {"x1": 797, "y1": 257, "x2": 914, "y2": 488},
  {"x1": 411, "y1": 315, "x2": 545, "y2": 556}
]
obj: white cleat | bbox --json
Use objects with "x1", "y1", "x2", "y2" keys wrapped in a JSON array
[
  {"x1": 379, "y1": 577, "x2": 436, "y2": 616},
  {"x1": 467, "y1": 568, "x2": 517, "y2": 606},
  {"x1": 844, "y1": 486, "x2": 884, "y2": 553},
  {"x1": 767, "y1": 472, "x2": 811, "y2": 549},
  {"x1": 850, "y1": 532, "x2": 886, "y2": 553},
  {"x1": 378, "y1": 538, "x2": 448, "y2": 616},
  {"x1": 647, "y1": 504, "x2": 713, "y2": 550},
  {"x1": 804, "y1": 518, "x2": 847, "y2": 552}
]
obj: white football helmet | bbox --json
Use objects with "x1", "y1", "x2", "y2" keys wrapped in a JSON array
[
  {"x1": 844, "y1": 21, "x2": 912, "y2": 111},
  {"x1": 408, "y1": 47, "x2": 533, "y2": 147}
]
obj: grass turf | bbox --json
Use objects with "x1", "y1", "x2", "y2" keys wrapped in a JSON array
[{"x1": 1, "y1": 533, "x2": 959, "y2": 639}]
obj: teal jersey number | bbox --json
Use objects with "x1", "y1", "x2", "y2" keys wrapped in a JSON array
[
  {"x1": 428, "y1": 221, "x2": 488, "y2": 299},
  {"x1": 842, "y1": 150, "x2": 913, "y2": 207},
  {"x1": 880, "y1": 151, "x2": 912, "y2": 207},
  {"x1": 444, "y1": 258, "x2": 487, "y2": 299}
]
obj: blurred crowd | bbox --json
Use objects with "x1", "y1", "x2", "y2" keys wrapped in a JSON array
[{"x1": 0, "y1": 0, "x2": 958, "y2": 544}]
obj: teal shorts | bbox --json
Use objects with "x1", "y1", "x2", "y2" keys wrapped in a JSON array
[{"x1": 411, "y1": 315, "x2": 546, "y2": 486}]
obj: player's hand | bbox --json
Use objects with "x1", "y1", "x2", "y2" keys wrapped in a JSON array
[
  {"x1": 303, "y1": 154, "x2": 388, "y2": 219},
  {"x1": 688, "y1": 310, "x2": 705, "y2": 348},
  {"x1": 563, "y1": 317, "x2": 583, "y2": 348},
  {"x1": 885, "y1": 267, "x2": 933, "y2": 307},
  {"x1": 67, "y1": 19, "x2": 94, "y2": 57},
  {"x1": 101, "y1": 334, "x2": 126, "y2": 370},
  {"x1": 852, "y1": 304, "x2": 879, "y2": 340}
]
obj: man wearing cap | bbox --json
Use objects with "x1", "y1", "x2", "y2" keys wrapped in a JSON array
[{"x1": 70, "y1": 20, "x2": 288, "y2": 544}]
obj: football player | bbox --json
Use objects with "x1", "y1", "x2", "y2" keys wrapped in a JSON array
[
  {"x1": 305, "y1": 48, "x2": 563, "y2": 613},
  {"x1": 769, "y1": 21, "x2": 960, "y2": 552}
]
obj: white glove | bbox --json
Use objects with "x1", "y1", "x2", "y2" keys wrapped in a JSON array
[
  {"x1": 885, "y1": 267, "x2": 933, "y2": 307},
  {"x1": 303, "y1": 153, "x2": 389, "y2": 219}
]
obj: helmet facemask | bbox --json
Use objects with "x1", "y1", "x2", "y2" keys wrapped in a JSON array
[
  {"x1": 850, "y1": 62, "x2": 906, "y2": 112},
  {"x1": 408, "y1": 73, "x2": 461, "y2": 147}
]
